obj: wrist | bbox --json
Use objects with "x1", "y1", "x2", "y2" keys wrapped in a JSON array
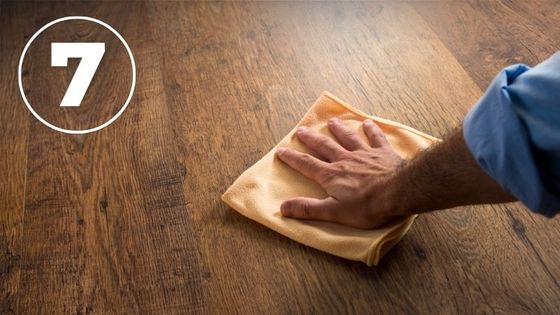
[
  {"x1": 382, "y1": 174, "x2": 414, "y2": 217},
  {"x1": 369, "y1": 168, "x2": 415, "y2": 219},
  {"x1": 381, "y1": 156, "x2": 447, "y2": 216}
]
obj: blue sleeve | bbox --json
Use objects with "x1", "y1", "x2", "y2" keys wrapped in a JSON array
[{"x1": 463, "y1": 52, "x2": 560, "y2": 217}]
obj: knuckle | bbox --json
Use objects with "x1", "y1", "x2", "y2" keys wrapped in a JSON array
[
  {"x1": 335, "y1": 163, "x2": 351, "y2": 175},
  {"x1": 297, "y1": 154, "x2": 312, "y2": 166},
  {"x1": 302, "y1": 155, "x2": 317, "y2": 168},
  {"x1": 316, "y1": 137, "x2": 330, "y2": 147},
  {"x1": 369, "y1": 128, "x2": 381, "y2": 137},
  {"x1": 335, "y1": 151, "x2": 350, "y2": 161},
  {"x1": 341, "y1": 129, "x2": 355, "y2": 138},
  {"x1": 318, "y1": 165, "x2": 337, "y2": 181},
  {"x1": 297, "y1": 201, "x2": 311, "y2": 218}
]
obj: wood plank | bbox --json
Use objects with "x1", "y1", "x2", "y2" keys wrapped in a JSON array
[
  {"x1": 14, "y1": 2, "x2": 204, "y2": 313},
  {"x1": 412, "y1": 1, "x2": 559, "y2": 89},
  {"x1": 499, "y1": 0, "x2": 560, "y2": 50},
  {"x1": 0, "y1": 2, "x2": 31, "y2": 313}
]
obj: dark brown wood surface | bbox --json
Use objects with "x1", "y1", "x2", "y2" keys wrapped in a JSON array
[{"x1": 1, "y1": 1, "x2": 559, "y2": 314}]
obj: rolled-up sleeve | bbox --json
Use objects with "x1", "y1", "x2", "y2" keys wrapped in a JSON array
[{"x1": 463, "y1": 52, "x2": 560, "y2": 217}]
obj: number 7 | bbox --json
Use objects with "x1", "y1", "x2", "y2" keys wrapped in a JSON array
[{"x1": 51, "y1": 42, "x2": 105, "y2": 107}]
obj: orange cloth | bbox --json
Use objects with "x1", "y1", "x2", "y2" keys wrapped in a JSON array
[{"x1": 222, "y1": 92, "x2": 438, "y2": 265}]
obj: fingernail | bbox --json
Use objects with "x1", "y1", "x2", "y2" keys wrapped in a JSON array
[
  {"x1": 297, "y1": 126, "x2": 307, "y2": 134},
  {"x1": 364, "y1": 119, "x2": 373, "y2": 125},
  {"x1": 328, "y1": 118, "x2": 338, "y2": 125},
  {"x1": 277, "y1": 147, "x2": 287, "y2": 156}
]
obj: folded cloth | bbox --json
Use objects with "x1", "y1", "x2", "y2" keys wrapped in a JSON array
[{"x1": 222, "y1": 91, "x2": 438, "y2": 266}]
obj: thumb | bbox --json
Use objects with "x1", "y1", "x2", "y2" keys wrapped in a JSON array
[{"x1": 280, "y1": 197, "x2": 340, "y2": 222}]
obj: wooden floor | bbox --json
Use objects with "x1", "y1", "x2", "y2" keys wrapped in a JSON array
[{"x1": 1, "y1": 1, "x2": 559, "y2": 314}]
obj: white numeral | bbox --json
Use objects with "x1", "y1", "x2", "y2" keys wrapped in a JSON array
[{"x1": 51, "y1": 42, "x2": 105, "y2": 107}]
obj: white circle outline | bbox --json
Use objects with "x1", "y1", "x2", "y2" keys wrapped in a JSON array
[{"x1": 18, "y1": 16, "x2": 136, "y2": 134}]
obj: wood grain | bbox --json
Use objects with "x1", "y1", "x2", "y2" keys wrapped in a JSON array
[
  {"x1": 0, "y1": 3, "x2": 31, "y2": 313},
  {"x1": 1, "y1": 1, "x2": 559, "y2": 314}
]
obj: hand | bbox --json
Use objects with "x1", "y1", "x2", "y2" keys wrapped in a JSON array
[{"x1": 276, "y1": 117, "x2": 405, "y2": 229}]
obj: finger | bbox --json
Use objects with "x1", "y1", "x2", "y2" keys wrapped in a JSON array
[
  {"x1": 327, "y1": 118, "x2": 366, "y2": 151},
  {"x1": 280, "y1": 196, "x2": 340, "y2": 222},
  {"x1": 296, "y1": 127, "x2": 346, "y2": 161},
  {"x1": 276, "y1": 147, "x2": 328, "y2": 182},
  {"x1": 363, "y1": 119, "x2": 389, "y2": 148}
]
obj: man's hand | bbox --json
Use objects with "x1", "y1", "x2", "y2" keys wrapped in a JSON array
[
  {"x1": 277, "y1": 118, "x2": 517, "y2": 229},
  {"x1": 276, "y1": 118, "x2": 405, "y2": 229}
]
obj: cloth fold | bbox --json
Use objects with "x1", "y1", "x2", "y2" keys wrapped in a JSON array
[{"x1": 222, "y1": 92, "x2": 438, "y2": 266}]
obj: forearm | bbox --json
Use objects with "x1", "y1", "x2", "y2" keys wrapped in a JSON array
[{"x1": 384, "y1": 127, "x2": 516, "y2": 216}]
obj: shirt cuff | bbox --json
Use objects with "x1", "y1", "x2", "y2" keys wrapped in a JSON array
[{"x1": 463, "y1": 64, "x2": 559, "y2": 217}]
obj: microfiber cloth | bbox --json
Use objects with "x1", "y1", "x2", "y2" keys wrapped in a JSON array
[{"x1": 222, "y1": 91, "x2": 438, "y2": 266}]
